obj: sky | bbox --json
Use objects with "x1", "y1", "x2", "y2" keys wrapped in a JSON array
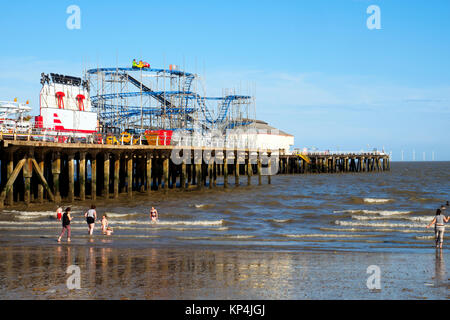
[{"x1": 0, "y1": 0, "x2": 449, "y2": 160}]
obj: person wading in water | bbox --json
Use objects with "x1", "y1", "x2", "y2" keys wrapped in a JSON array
[
  {"x1": 58, "y1": 207, "x2": 73, "y2": 243},
  {"x1": 427, "y1": 208, "x2": 449, "y2": 249},
  {"x1": 85, "y1": 204, "x2": 97, "y2": 235}
]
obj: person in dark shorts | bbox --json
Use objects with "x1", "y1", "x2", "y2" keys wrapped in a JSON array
[
  {"x1": 58, "y1": 207, "x2": 72, "y2": 243},
  {"x1": 84, "y1": 204, "x2": 97, "y2": 235}
]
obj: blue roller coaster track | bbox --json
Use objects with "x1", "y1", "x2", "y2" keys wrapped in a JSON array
[{"x1": 87, "y1": 67, "x2": 251, "y2": 128}]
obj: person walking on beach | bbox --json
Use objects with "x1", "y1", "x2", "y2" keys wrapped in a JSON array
[
  {"x1": 150, "y1": 207, "x2": 158, "y2": 222},
  {"x1": 58, "y1": 207, "x2": 72, "y2": 243},
  {"x1": 426, "y1": 208, "x2": 449, "y2": 249},
  {"x1": 85, "y1": 204, "x2": 97, "y2": 235}
]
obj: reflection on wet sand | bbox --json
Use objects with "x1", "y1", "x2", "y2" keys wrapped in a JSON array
[
  {"x1": 0, "y1": 244, "x2": 448, "y2": 299},
  {"x1": 434, "y1": 249, "x2": 446, "y2": 287},
  {"x1": 0, "y1": 245, "x2": 300, "y2": 299}
]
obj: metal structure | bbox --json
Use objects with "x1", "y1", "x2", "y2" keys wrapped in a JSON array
[{"x1": 86, "y1": 67, "x2": 254, "y2": 133}]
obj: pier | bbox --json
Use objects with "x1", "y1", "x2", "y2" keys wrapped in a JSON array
[{"x1": 0, "y1": 140, "x2": 389, "y2": 208}]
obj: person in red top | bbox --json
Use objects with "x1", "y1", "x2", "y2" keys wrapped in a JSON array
[
  {"x1": 150, "y1": 207, "x2": 158, "y2": 223},
  {"x1": 56, "y1": 206, "x2": 63, "y2": 221}
]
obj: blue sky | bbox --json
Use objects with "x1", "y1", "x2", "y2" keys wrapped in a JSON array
[{"x1": 0, "y1": 0, "x2": 449, "y2": 160}]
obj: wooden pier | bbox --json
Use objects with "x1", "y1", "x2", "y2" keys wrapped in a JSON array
[{"x1": 0, "y1": 140, "x2": 389, "y2": 208}]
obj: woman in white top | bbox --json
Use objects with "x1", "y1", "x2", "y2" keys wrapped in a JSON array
[
  {"x1": 84, "y1": 204, "x2": 97, "y2": 235},
  {"x1": 426, "y1": 208, "x2": 449, "y2": 249}
]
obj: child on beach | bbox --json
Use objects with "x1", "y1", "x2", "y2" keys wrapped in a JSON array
[
  {"x1": 56, "y1": 206, "x2": 63, "y2": 221},
  {"x1": 101, "y1": 214, "x2": 113, "y2": 235},
  {"x1": 57, "y1": 207, "x2": 72, "y2": 243}
]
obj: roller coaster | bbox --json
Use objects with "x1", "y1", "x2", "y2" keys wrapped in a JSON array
[{"x1": 87, "y1": 67, "x2": 254, "y2": 133}]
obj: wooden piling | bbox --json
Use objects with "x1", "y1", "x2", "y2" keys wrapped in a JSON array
[
  {"x1": 24, "y1": 153, "x2": 33, "y2": 206},
  {"x1": 127, "y1": 154, "x2": 133, "y2": 198},
  {"x1": 79, "y1": 152, "x2": 86, "y2": 201},
  {"x1": 235, "y1": 151, "x2": 240, "y2": 186},
  {"x1": 146, "y1": 152, "x2": 152, "y2": 193},
  {"x1": 103, "y1": 152, "x2": 110, "y2": 199},
  {"x1": 68, "y1": 153, "x2": 75, "y2": 203},
  {"x1": 6, "y1": 152, "x2": 14, "y2": 205},
  {"x1": 163, "y1": 157, "x2": 169, "y2": 191},
  {"x1": 114, "y1": 153, "x2": 120, "y2": 199},
  {"x1": 257, "y1": 153, "x2": 262, "y2": 185},
  {"x1": 223, "y1": 156, "x2": 229, "y2": 188}
]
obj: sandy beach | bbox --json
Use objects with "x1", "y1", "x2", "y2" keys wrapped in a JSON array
[{"x1": 0, "y1": 241, "x2": 448, "y2": 300}]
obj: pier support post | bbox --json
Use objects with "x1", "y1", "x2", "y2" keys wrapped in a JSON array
[
  {"x1": 235, "y1": 151, "x2": 240, "y2": 186},
  {"x1": 127, "y1": 154, "x2": 133, "y2": 198},
  {"x1": 208, "y1": 161, "x2": 213, "y2": 189},
  {"x1": 24, "y1": 152, "x2": 33, "y2": 206},
  {"x1": 68, "y1": 153, "x2": 75, "y2": 203},
  {"x1": 267, "y1": 152, "x2": 272, "y2": 185},
  {"x1": 103, "y1": 152, "x2": 110, "y2": 199},
  {"x1": 181, "y1": 160, "x2": 186, "y2": 190},
  {"x1": 146, "y1": 152, "x2": 152, "y2": 193},
  {"x1": 223, "y1": 155, "x2": 229, "y2": 188},
  {"x1": 91, "y1": 153, "x2": 97, "y2": 201},
  {"x1": 194, "y1": 149, "x2": 202, "y2": 190},
  {"x1": 163, "y1": 156, "x2": 169, "y2": 192},
  {"x1": 247, "y1": 153, "x2": 252, "y2": 185},
  {"x1": 195, "y1": 163, "x2": 202, "y2": 189},
  {"x1": 37, "y1": 152, "x2": 44, "y2": 203},
  {"x1": 52, "y1": 152, "x2": 61, "y2": 203},
  {"x1": 257, "y1": 152, "x2": 262, "y2": 186},
  {"x1": 6, "y1": 152, "x2": 14, "y2": 205},
  {"x1": 114, "y1": 153, "x2": 120, "y2": 199},
  {"x1": 79, "y1": 152, "x2": 86, "y2": 201}
]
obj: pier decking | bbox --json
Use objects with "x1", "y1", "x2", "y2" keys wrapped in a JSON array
[{"x1": 0, "y1": 140, "x2": 389, "y2": 208}]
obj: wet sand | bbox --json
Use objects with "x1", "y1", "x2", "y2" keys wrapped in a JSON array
[{"x1": 0, "y1": 241, "x2": 448, "y2": 300}]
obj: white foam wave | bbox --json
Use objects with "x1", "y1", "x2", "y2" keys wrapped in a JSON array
[
  {"x1": 351, "y1": 215, "x2": 434, "y2": 223},
  {"x1": 154, "y1": 220, "x2": 224, "y2": 226},
  {"x1": 363, "y1": 198, "x2": 393, "y2": 204},
  {"x1": 414, "y1": 235, "x2": 434, "y2": 240},
  {"x1": 223, "y1": 235, "x2": 255, "y2": 239},
  {"x1": 271, "y1": 219, "x2": 291, "y2": 223},
  {"x1": 335, "y1": 220, "x2": 425, "y2": 229},
  {"x1": 335, "y1": 209, "x2": 410, "y2": 216},
  {"x1": 193, "y1": 204, "x2": 215, "y2": 209},
  {"x1": 318, "y1": 227, "x2": 429, "y2": 234},
  {"x1": 283, "y1": 233, "x2": 373, "y2": 238}
]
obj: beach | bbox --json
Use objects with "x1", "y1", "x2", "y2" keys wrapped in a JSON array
[{"x1": 0, "y1": 161, "x2": 449, "y2": 299}]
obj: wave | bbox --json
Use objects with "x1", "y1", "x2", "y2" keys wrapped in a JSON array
[
  {"x1": 363, "y1": 198, "x2": 394, "y2": 204},
  {"x1": 220, "y1": 235, "x2": 256, "y2": 240},
  {"x1": 192, "y1": 204, "x2": 215, "y2": 209},
  {"x1": 414, "y1": 235, "x2": 434, "y2": 240},
  {"x1": 265, "y1": 218, "x2": 293, "y2": 224},
  {"x1": 0, "y1": 219, "x2": 224, "y2": 227},
  {"x1": 408, "y1": 196, "x2": 444, "y2": 203},
  {"x1": 335, "y1": 220, "x2": 425, "y2": 229},
  {"x1": 351, "y1": 215, "x2": 432, "y2": 223},
  {"x1": 103, "y1": 212, "x2": 141, "y2": 218},
  {"x1": 334, "y1": 210, "x2": 411, "y2": 216},
  {"x1": 318, "y1": 227, "x2": 429, "y2": 234},
  {"x1": 282, "y1": 233, "x2": 376, "y2": 239},
  {"x1": 153, "y1": 219, "x2": 224, "y2": 226}
]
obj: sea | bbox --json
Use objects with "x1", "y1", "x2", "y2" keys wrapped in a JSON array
[{"x1": 0, "y1": 161, "x2": 449, "y2": 299}]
